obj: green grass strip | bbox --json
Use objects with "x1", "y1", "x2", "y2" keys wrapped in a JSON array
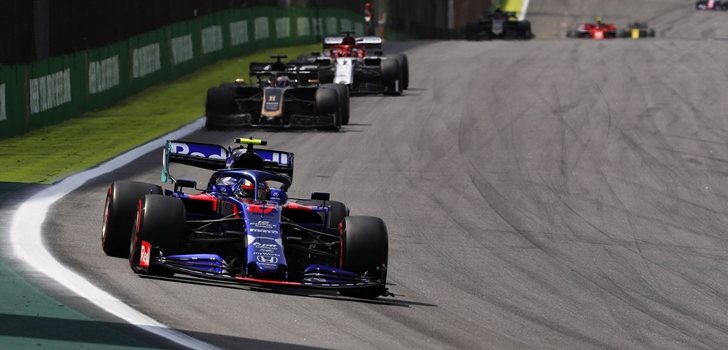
[
  {"x1": 493, "y1": 0, "x2": 524, "y2": 15},
  {"x1": 0, "y1": 43, "x2": 319, "y2": 184}
]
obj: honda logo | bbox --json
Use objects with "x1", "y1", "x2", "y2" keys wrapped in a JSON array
[{"x1": 256, "y1": 255, "x2": 278, "y2": 264}]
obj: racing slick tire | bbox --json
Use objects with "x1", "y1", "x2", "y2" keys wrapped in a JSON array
[
  {"x1": 323, "y1": 84, "x2": 350, "y2": 125},
  {"x1": 520, "y1": 21, "x2": 534, "y2": 40},
  {"x1": 315, "y1": 87, "x2": 341, "y2": 131},
  {"x1": 102, "y1": 181, "x2": 162, "y2": 258},
  {"x1": 205, "y1": 87, "x2": 234, "y2": 130},
  {"x1": 129, "y1": 194, "x2": 186, "y2": 277},
  {"x1": 465, "y1": 22, "x2": 479, "y2": 40},
  {"x1": 391, "y1": 54, "x2": 409, "y2": 90},
  {"x1": 338, "y1": 216, "x2": 389, "y2": 299},
  {"x1": 381, "y1": 58, "x2": 402, "y2": 96}
]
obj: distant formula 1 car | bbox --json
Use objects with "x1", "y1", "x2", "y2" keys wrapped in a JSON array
[
  {"x1": 618, "y1": 22, "x2": 656, "y2": 39},
  {"x1": 465, "y1": 9, "x2": 533, "y2": 40},
  {"x1": 696, "y1": 0, "x2": 728, "y2": 10},
  {"x1": 293, "y1": 33, "x2": 408, "y2": 95},
  {"x1": 101, "y1": 138, "x2": 391, "y2": 299},
  {"x1": 567, "y1": 18, "x2": 617, "y2": 40},
  {"x1": 204, "y1": 55, "x2": 349, "y2": 130}
]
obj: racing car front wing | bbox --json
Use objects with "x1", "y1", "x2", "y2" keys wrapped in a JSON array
[{"x1": 148, "y1": 252, "x2": 385, "y2": 291}]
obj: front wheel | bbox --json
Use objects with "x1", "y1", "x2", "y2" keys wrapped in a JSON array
[
  {"x1": 338, "y1": 216, "x2": 388, "y2": 299},
  {"x1": 102, "y1": 181, "x2": 162, "y2": 258},
  {"x1": 129, "y1": 194, "x2": 186, "y2": 277}
]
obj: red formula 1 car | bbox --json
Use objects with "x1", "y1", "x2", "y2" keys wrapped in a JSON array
[{"x1": 567, "y1": 18, "x2": 617, "y2": 40}]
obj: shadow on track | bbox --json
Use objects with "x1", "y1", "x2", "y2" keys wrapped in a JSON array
[{"x1": 142, "y1": 274, "x2": 437, "y2": 308}]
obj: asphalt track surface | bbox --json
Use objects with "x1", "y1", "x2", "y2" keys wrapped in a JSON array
[{"x1": 43, "y1": 4, "x2": 728, "y2": 350}]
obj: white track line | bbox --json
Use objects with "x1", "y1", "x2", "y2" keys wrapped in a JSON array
[
  {"x1": 519, "y1": 0, "x2": 531, "y2": 20},
  {"x1": 9, "y1": 118, "x2": 220, "y2": 350}
]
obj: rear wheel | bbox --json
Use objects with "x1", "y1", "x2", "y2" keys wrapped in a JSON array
[
  {"x1": 338, "y1": 216, "x2": 388, "y2": 299},
  {"x1": 323, "y1": 84, "x2": 350, "y2": 125},
  {"x1": 381, "y1": 58, "x2": 402, "y2": 96},
  {"x1": 391, "y1": 54, "x2": 409, "y2": 90},
  {"x1": 465, "y1": 22, "x2": 479, "y2": 40},
  {"x1": 102, "y1": 181, "x2": 162, "y2": 258},
  {"x1": 129, "y1": 194, "x2": 186, "y2": 277},
  {"x1": 520, "y1": 21, "x2": 533, "y2": 40},
  {"x1": 315, "y1": 87, "x2": 341, "y2": 131},
  {"x1": 205, "y1": 87, "x2": 234, "y2": 130}
]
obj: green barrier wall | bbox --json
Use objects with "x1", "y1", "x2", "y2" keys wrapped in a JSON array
[{"x1": 0, "y1": 6, "x2": 363, "y2": 139}]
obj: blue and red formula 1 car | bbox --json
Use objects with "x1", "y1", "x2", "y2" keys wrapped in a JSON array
[{"x1": 101, "y1": 138, "x2": 390, "y2": 299}]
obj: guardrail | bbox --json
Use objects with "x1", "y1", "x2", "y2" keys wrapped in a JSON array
[{"x1": 0, "y1": 6, "x2": 363, "y2": 139}]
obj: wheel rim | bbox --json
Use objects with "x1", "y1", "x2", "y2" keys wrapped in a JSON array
[{"x1": 101, "y1": 189, "x2": 112, "y2": 242}]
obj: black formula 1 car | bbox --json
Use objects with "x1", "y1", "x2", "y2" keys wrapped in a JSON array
[
  {"x1": 696, "y1": 0, "x2": 728, "y2": 10},
  {"x1": 618, "y1": 22, "x2": 655, "y2": 38},
  {"x1": 293, "y1": 33, "x2": 408, "y2": 95},
  {"x1": 204, "y1": 55, "x2": 350, "y2": 130},
  {"x1": 101, "y1": 138, "x2": 390, "y2": 299},
  {"x1": 465, "y1": 9, "x2": 533, "y2": 40}
]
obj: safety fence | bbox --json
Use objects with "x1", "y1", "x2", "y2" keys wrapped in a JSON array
[
  {"x1": 0, "y1": 6, "x2": 363, "y2": 139},
  {"x1": 382, "y1": 0, "x2": 493, "y2": 40}
]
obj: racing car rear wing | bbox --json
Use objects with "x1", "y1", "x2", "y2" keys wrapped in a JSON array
[
  {"x1": 162, "y1": 140, "x2": 294, "y2": 183},
  {"x1": 322, "y1": 36, "x2": 383, "y2": 50},
  {"x1": 357, "y1": 36, "x2": 383, "y2": 50}
]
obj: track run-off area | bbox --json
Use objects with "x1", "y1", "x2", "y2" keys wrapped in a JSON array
[{"x1": 9, "y1": 1, "x2": 728, "y2": 349}]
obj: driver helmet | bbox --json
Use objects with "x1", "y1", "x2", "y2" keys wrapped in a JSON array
[
  {"x1": 595, "y1": 16, "x2": 603, "y2": 25},
  {"x1": 236, "y1": 180, "x2": 270, "y2": 200},
  {"x1": 342, "y1": 36, "x2": 356, "y2": 46},
  {"x1": 274, "y1": 75, "x2": 291, "y2": 87},
  {"x1": 364, "y1": 2, "x2": 372, "y2": 10}
]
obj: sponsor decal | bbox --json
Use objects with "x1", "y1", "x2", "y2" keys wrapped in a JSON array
[
  {"x1": 257, "y1": 255, "x2": 278, "y2": 264},
  {"x1": 0, "y1": 83, "x2": 5, "y2": 121},
  {"x1": 88, "y1": 55, "x2": 120, "y2": 94},
  {"x1": 340, "y1": 19, "x2": 352, "y2": 32},
  {"x1": 325, "y1": 17, "x2": 338, "y2": 35},
  {"x1": 334, "y1": 58, "x2": 355, "y2": 85},
  {"x1": 140, "y1": 241, "x2": 151, "y2": 269},
  {"x1": 171, "y1": 34, "x2": 194, "y2": 65},
  {"x1": 201, "y1": 25, "x2": 223, "y2": 54},
  {"x1": 253, "y1": 242, "x2": 278, "y2": 249},
  {"x1": 255, "y1": 17, "x2": 270, "y2": 40},
  {"x1": 29, "y1": 68, "x2": 72, "y2": 114},
  {"x1": 296, "y1": 17, "x2": 310, "y2": 37},
  {"x1": 249, "y1": 228, "x2": 279, "y2": 235},
  {"x1": 275, "y1": 17, "x2": 290, "y2": 38},
  {"x1": 170, "y1": 142, "x2": 227, "y2": 159},
  {"x1": 229, "y1": 20, "x2": 249, "y2": 46},
  {"x1": 254, "y1": 220, "x2": 275, "y2": 229},
  {"x1": 132, "y1": 43, "x2": 161, "y2": 78},
  {"x1": 264, "y1": 91, "x2": 281, "y2": 111}
]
